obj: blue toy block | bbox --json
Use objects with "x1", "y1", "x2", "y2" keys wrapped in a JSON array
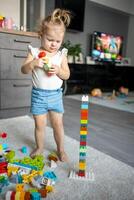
[
  {"x1": 43, "y1": 171, "x2": 57, "y2": 181},
  {"x1": 79, "y1": 155, "x2": 86, "y2": 161},
  {"x1": 31, "y1": 192, "x2": 41, "y2": 200},
  {"x1": 81, "y1": 104, "x2": 88, "y2": 109},
  {"x1": 2, "y1": 143, "x2": 8, "y2": 150},
  {"x1": 0, "y1": 176, "x2": 9, "y2": 193},
  {"x1": 21, "y1": 146, "x2": 27, "y2": 154},
  {"x1": 13, "y1": 162, "x2": 38, "y2": 170},
  {"x1": 79, "y1": 152, "x2": 86, "y2": 157}
]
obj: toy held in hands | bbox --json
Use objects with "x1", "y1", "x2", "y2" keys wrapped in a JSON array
[
  {"x1": 38, "y1": 51, "x2": 46, "y2": 58},
  {"x1": 38, "y1": 51, "x2": 52, "y2": 72}
]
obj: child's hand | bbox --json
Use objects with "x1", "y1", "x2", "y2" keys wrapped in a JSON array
[
  {"x1": 47, "y1": 64, "x2": 59, "y2": 76},
  {"x1": 32, "y1": 58, "x2": 45, "y2": 69},
  {"x1": 37, "y1": 51, "x2": 49, "y2": 69}
]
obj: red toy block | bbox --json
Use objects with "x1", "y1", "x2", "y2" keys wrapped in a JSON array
[
  {"x1": 0, "y1": 162, "x2": 7, "y2": 166},
  {"x1": 24, "y1": 192, "x2": 31, "y2": 200},
  {"x1": 38, "y1": 188, "x2": 47, "y2": 198},
  {"x1": 0, "y1": 132, "x2": 7, "y2": 138},
  {"x1": 81, "y1": 110, "x2": 88, "y2": 119},
  {"x1": 80, "y1": 141, "x2": 86, "y2": 146},
  {"x1": 80, "y1": 126, "x2": 87, "y2": 131},
  {"x1": 11, "y1": 191, "x2": 16, "y2": 200},
  {"x1": 0, "y1": 162, "x2": 8, "y2": 174},
  {"x1": 81, "y1": 109, "x2": 88, "y2": 113},
  {"x1": 38, "y1": 51, "x2": 46, "y2": 58},
  {"x1": 77, "y1": 171, "x2": 85, "y2": 177}
]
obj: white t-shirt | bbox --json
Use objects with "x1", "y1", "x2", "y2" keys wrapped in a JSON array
[{"x1": 28, "y1": 45, "x2": 68, "y2": 90}]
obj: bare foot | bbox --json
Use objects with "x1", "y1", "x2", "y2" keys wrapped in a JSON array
[
  {"x1": 30, "y1": 148, "x2": 43, "y2": 158},
  {"x1": 58, "y1": 151, "x2": 69, "y2": 162}
]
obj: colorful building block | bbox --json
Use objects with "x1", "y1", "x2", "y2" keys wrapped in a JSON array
[
  {"x1": 38, "y1": 188, "x2": 47, "y2": 198},
  {"x1": 15, "y1": 191, "x2": 21, "y2": 200},
  {"x1": 69, "y1": 95, "x2": 95, "y2": 181},
  {"x1": 31, "y1": 192, "x2": 41, "y2": 200}
]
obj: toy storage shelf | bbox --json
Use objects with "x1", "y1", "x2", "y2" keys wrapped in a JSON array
[{"x1": 65, "y1": 63, "x2": 134, "y2": 95}]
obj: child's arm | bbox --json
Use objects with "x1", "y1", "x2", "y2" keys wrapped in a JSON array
[
  {"x1": 21, "y1": 52, "x2": 45, "y2": 74},
  {"x1": 49, "y1": 55, "x2": 70, "y2": 80},
  {"x1": 58, "y1": 55, "x2": 70, "y2": 80},
  {"x1": 21, "y1": 53, "x2": 34, "y2": 74}
]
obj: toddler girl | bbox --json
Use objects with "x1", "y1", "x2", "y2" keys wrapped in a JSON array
[{"x1": 21, "y1": 8, "x2": 71, "y2": 162}]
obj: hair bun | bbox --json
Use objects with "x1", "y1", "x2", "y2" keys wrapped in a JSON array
[{"x1": 52, "y1": 8, "x2": 71, "y2": 27}]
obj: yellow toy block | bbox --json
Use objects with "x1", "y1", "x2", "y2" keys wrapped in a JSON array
[
  {"x1": 80, "y1": 131, "x2": 87, "y2": 135},
  {"x1": 22, "y1": 170, "x2": 41, "y2": 183},
  {"x1": 0, "y1": 145, "x2": 3, "y2": 151},
  {"x1": 79, "y1": 162, "x2": 86, "y2": 170},
  {"x1": 7, "y1": 166, "x2": 19, "y2": 177},
  {"x1": 15, "y1": 192, "x2": 21, "y2": 200},
  {"x1": 42, "y1": 57, "x2": 49, "y2": 64},
  {"x1": 46, "y1": 185, "x2": 54, "y2": 193},
  {"x1": 16, "y1": 184, "x2": 24, "y2": 192},
  {"x1": 22, "y1": 174, "x2": 29, "y2": 184}
]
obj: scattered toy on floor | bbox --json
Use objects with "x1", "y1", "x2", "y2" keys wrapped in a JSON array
[
  {"x1": 91, "y1": 88, "x2": 102, "y2": 97},
  {"x1": 118, "y1": 86, "x2": 129, "y2": 97},
  {"x1": 0, "y1": 132, "x2": 7, "y2": 139},
  {"x1": 0, "y1": 142, "x2": 57, "y2": 198}
]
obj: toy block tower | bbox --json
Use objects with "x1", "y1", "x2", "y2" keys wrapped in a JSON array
[
  {"x1": 69, "y1": 95, "x2": 94, "y2": 181},
  {"x1": 78, "y1": 95, "x2": 88, "y2": 177}
]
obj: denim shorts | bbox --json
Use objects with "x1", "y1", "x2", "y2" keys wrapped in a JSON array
[{"x1": 31, "y1": 87, "x2": 64, "y2": 115}]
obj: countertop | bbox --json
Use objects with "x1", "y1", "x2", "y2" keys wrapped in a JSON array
[{"x1": 0, "y1": 28, "x2": 38, "y2": 37}]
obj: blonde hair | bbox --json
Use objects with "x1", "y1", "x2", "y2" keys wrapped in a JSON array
[{"x1": 38, "y1": 8, "x2": 71, "y2": 37}]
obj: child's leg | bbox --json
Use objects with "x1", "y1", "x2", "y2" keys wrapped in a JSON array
[
  {"x1": 30, "y1": 114, "x2": 47, "y2": 158},
  {"x1": 49, "y1": 111, "x2": 68, "y2": 162}
]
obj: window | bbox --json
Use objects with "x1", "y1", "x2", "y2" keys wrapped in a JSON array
[{"x1": 20, "y1": 0, "x2": 45, "y2": 32}]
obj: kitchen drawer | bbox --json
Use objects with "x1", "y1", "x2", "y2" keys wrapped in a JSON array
[
  {"x1": 0, "y1": 80, "x2": 32, "y2": 109},
  {"x1": 0, "y1": 32, "x2": 40, "y2": 50},
  {"x1": 0, "y1": 49, "x2": 31, "y2": 79}
]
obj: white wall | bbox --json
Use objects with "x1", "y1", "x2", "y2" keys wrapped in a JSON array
[
  {"x1": 89, "y1": 0, "x2": 134, "y2": 65},
  {"x1": 130, "y1": 1, "x2": 134, "y2": 14},
  {"x1": 89, "y1": 0, "x2": 134, "y2": 14},
  {"x1": 0, "y1": 0, "x2": 20, "y2": 28},
  {"x1": 126, "y1": 15, "x2": 134, "y2": 65},
  {"x1": 127, "y1": 0, "x2": 134, "y2": 65}
]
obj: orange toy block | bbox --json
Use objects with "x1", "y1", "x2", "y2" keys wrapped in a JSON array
[
  {"x1": 20, "y1": 191, "x2": 25, "y2": 200},
  {"x1": 16, "y1": 184, "x2": 24, "y2": 192},
  {"x1": 81, "y1": 110, "x2": 88, "y2": 119}
]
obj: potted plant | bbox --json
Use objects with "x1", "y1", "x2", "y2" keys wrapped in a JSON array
[{"x1": 62, "y1": 40, "x2": 82, "y2": 63}]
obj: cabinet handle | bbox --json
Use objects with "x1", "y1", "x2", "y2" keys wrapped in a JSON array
[
  {"x1": 13, "y1": 84, "x2": 31, "y2": 87},
  {"x1": 13, "y1": 55, "x2": 27, "y2": 58},
  {"x1": 14, "y1": 39, "x2": 31, "y2": 44}
]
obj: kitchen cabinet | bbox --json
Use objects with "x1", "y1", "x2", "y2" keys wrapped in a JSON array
[{"x1": 0, "y1": 30, "x2": 40, "y2": 118}]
